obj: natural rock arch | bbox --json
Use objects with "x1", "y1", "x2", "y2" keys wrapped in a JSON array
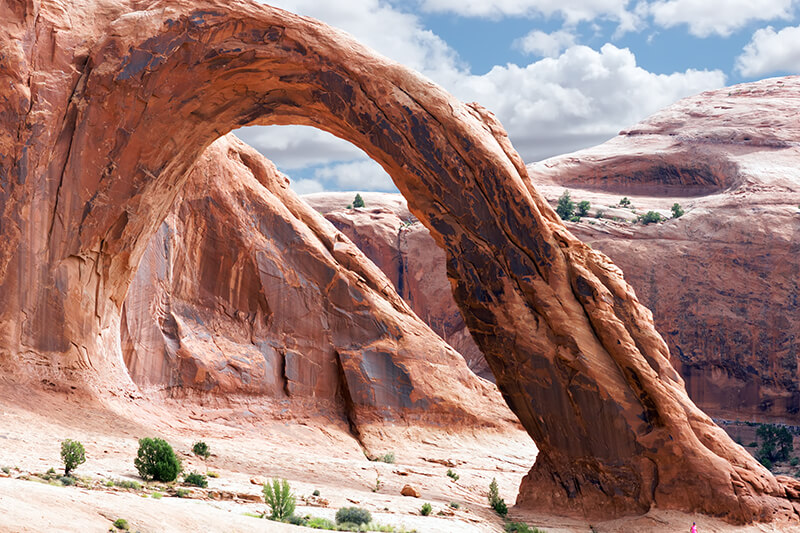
[{"x1": 1, "y1": 0, "x2": 798, "y2": 523}]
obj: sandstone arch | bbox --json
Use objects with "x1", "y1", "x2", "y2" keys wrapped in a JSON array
[{"x1": 1, "y1": 0, "x2": 798, "y2": 523}]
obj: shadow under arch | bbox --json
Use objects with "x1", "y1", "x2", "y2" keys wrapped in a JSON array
[{"x1": 3, "y1": 0, "x2": 799, "y2": 524}]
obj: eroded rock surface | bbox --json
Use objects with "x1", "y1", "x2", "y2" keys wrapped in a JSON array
[
  {"x1": 120, "y1": 134, "x2": 516, "y2": 435},
  {"x1": 529, "y1": 76, "x2": 800, "y2": 423},
  {"x1": 304, "y1": 192, "x2": 490, "y2": 380},
  {"x1": 1, "y1": 0, "x2": 797, "y2": 523}
]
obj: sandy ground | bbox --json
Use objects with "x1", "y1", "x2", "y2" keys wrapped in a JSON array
[{"x1": 1, "y1": 383, "x2": 799, "y2": 533}]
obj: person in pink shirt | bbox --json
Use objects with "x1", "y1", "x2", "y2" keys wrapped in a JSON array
[{"x1": 691, "y1": 522, "x2": 697, "y2": 533}]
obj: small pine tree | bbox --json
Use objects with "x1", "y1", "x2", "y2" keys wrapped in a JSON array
[
  {"x1": 555, "y1": 190, "x2": 574, "y2": 220},
  {"x1": 60, "y1": 439, "x2": 86, "y2": 476},
  {"x1": 134, "y1": 438, "x2": 181, "y2": 482},
  {"x1": 488, "y1": 477, "x2": 508, "y2": 516},
  {"x1": 352, "y1": 193, "x2": 365, "y2": 208},
  {"x1": 576, "y1": 200, "x2": 591, "y2": 217},
  {"x1": 263, "y1": 478, "x2": 296, "y2": 521},
  {"x1": 671, "y1": 203, "x2": 684, "y2": 218},
  {"x1": 192, "y1": 441, "x2": 210, "y2": 460}
]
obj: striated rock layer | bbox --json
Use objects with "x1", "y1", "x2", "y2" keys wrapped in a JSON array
[
  {"x1": 304, "y1": 192, "x2": 490, "y2": 380},
  {"x1": 528, "y1": 76, "x2": 800, "y2": 423},
  {"x1": 1, "y1": 0, "x2": 798, "y2": 522},
  {"x1": 119, "y1": 135, "x2": 516, "y2": 437}
]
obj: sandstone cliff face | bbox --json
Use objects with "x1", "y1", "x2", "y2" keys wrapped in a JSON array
[
  {"x1": 304, "y1": 193, "x2": 490, "y2": 380},
  {"x1": 120, "y1": 134, "x2": 517, "y2": 435},
  {"x1": 528, "y1": 76, "x2": 800, "y2": 423},
  {"x1": 2, "y1": 0, "x2": 798, "y2": 523}
]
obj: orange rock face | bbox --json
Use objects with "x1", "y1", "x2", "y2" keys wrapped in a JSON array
[
  {"x1": 0, "y1": 0, "x2": 797, "y2": 523},
  {"x1": 304, "y1": 193, "x2": 490, "y2": 380},
  {"x1": 120, "y1": 134, "x2": 516, "y2": 435},
  {"x1": 528, "y1": 76, "x2": 800, "y2": 423}
]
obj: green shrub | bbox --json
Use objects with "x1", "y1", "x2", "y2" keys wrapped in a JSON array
[
  {"x1": 556, "y1": 190, "x2": 574, "y2": 220},
  {"x1": 308, "y1": 516, "x2": 337, "y2": 529},
  {"x1": 379, "y1": 452, "x2": 395, "y2": 464},
  {"x1": 488, "y1": 478, "x2": 508, "y2": 516},
  {"x1": 577, "y1": 200, "x2": 591, "y2": 217},
  {"x1": 638, "y1": 211, "x2": 662, "y2": 225},
  {"x1": 449, "y1": 501, "x2": 460, "y2": 509},
  {"x1": 446, "y1": 468, "x2": 459, "y2": 481},
  {"x1": 619, "y1": 197, "x2": 631, "y2": 207},
  {"x1": 791, "y1": 457, "x2": 799, "y2": 467},
  {"x1": 287, "y1": 514, "x2": 309, "y2": 526},
  {"x1": 151, "y1": 491, "x2": 163, "y2": 499},
  {"x1": 112, "y1": 479, "x2": 141, "y2": 490},
  {"x1": 112, "y1": 518, "x2": 129, "y2": 530},
  {"x1": 671, "y1": 203, "x2": 684, "y2": 218},
  {"x1": 748, "y1": 441, "x2": 758, "y2": 448},
  {"x1": 595, "y1": 209, "x2": 605, "y2": 219},
  {"x1": 312, "y1": 489, "x2": 321, "y2": 496},
  {"x1": 757, "y1": 424, "x2": 793, "y2": 463},
  {"x1": 207, "y1": 471, "x2": 219, "y2": 478},
  {"x1": 263, "y1": 478, "x2": 296, "y2": 521},
  {"x1": 420, "y1": 502, "x2": 432, "y2": 516},
  {"x1": 335, "y1": 507, "x2": 372, "y2": 525},
  {"x1": 192, "y1": 441, "x2": 210, "y2": 460},
  {"x1": 59, "y1": 476, "x2": 75, "y2": 486},
  {"x1": 569, "y1": 215, "x2": 580, "y2": 222},
  {"x1": 134, "y1": 438, "x2": 181, "y2": 482},
  {"x1": 60, "y1": 439, "x2": 86, "y2": 476},
  {"x1": 353, "y1": 193, "x2": 365, "y2": 208},
  {"x1": 760, "y1": 457, "x2": 774, "y2": 470},
  {"x1": 46, "y1": 467, "x2": 56, "y2": 475},
  {"x1": 184, "y1": 471, "x2": 208, "y2": 488},
  {"x1": 174, "y1": 488, "x2": 190, "y2": 498}
]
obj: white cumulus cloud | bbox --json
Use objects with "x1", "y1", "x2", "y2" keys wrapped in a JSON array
[
  {"x1": 736, "y1": 25, "x2": 800, "y2": 76},
  {"x1": 314, "y1": 160, "x2": 397, "y2": 191},
  {"x1": 248, "y1": 1, "x2": 725, "y2": 192},
  {"x1": 648, "y1": 0, "x2": 796, "y2": 37},
  {"x1": 515, "y1": 29, "x2": 577, "y2": 57},
  {"x1": 454, "y1": 44, "x2": 725, "y2": 161}
]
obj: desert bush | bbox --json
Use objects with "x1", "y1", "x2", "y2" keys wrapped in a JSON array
[
  {"x1": 60, "y1": 439, "x2": 86, "y2": 476},
  {"x1": 577, "y1": 200, "x2": 591, "y2": 217},
  {"x1": 556, "y1": 190, "x2": 574, "y2": 220},
  {"x1": 488, "y1": 478, "x2": 508, "y2": 516},
  {"x1": 449, "y1": 501, "x2": 460, "y2": 509},
  {"x1": 757, "y1": 424, "x2": 793, "y2": 463},
  {"x1": 420, "y1": 502, "x2": 432, "y2": 516},
  {"x1": 59, "y1": 476, "x2": 76, "y2": 486},
  {"x1": 671, "y1": 202, "x2": 684, "y2": 218},
  {"x1": 134, "y1": 438, "x2": 181, "y2": 482},
  {"x1": 353, "y1": 193, "x2": 365, "y2": 208},
  {"x1": 207, "y1": 471, "x2": 219, "y2": 478},
  {"x1": 112, "y1": 479, "x2": 141, "y2": 490},
  {"x1": 335, "y1": 507, "x2": 372, "y2": 525},
  {"x1": 263, "y1": 478, "x2": 296, "y2": 520},
  {"x1": 192, "y1": 441, "x2": 210, "y2": 459},
  {"x1": 174, "y1": 488, "x2": 190, "y2": 498},
  {"x1": 619, "y1": 197, "x2": 631, "y2": 207},
  {"x1": 446, "y1": 468, "x2": 459, "y2": 481},
  {"x1": 379, "y1": 452, "x2": 395, "y2": 464},
  {"x1": 184, "y1": 471, "x2": 208, "y2": 488},
  {"x1": 151, "y1": 491, "x2": 163, "y2": 499},
  {"x1": 638, "y1": 211, "x2": 662, "y2": 225},
  {"x1": 760, "y1": 457, "x2": 774, "y2": 470},
  {"x1": 308, "y1": 516, "x2": 337, "y2": 529},
  {"x1": 112, "y1": 518, "x2": 129, "y2": 530},
  {"x1": 791, "y1": 457, "x2": 799, "y2": 467},
  {"x1": 313, "y1": 489, "x2": 321, "y2": 496}
]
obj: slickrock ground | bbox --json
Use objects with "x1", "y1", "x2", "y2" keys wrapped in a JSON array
[{"x1": 2, "y1": 0, "x2": 799, "y2": 526}]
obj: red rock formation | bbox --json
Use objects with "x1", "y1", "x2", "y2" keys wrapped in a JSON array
[
  {"x1": 528, "y1": 76, "x2": 800, "y2": 424},
  {"x1": 1, "y1": 0, "x2": 797, "y2": 523},
  {"x1": 119, "y1": 134, "x2": 516, "y2": 437},
  {"x1": 304, "y1": 192, "x2": 490, "y2": 380}
]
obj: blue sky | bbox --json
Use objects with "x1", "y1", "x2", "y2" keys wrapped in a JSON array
[{"x1": 239, "y1": 0, "x2": 800, "y2": 194}]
